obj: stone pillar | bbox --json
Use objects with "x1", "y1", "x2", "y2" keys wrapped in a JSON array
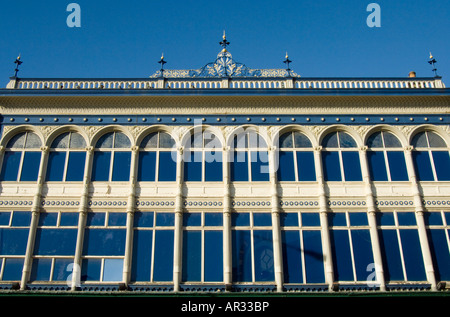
[
  {"x1": 21, "y1": 146, "x2": 49, "y2": 290},
  {"x1": 122, "y1": 146, "x2": 139, "y2": 285},
  {"x1": 313, "y1": 146, "x2": 334, "y2": 290},
  {"x1": 358, "y1": 146, "x2": 386, "y2": 291},
  {"x1": 269, "y1": 146, "x2": 283, "y2": 292},
  {"x1": 222, "y1": 146, "x2": 232, "y2": 287},
  {"x1": 173, "y1": 146, "x2": 184, "y2": 292},
  {"x1": 71, "y1": 145, "x2": 94, "y2": 290},
  {"x1": 404, "y1": 146, "x2": 437, "y2": 290}
]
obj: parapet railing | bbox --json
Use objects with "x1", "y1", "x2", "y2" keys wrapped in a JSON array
[{"x1": 6, "y1": 76, "x2": 446, "y2": 90}]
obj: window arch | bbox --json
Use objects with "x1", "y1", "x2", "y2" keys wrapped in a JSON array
[
  {"x1": 137, "y1": 131, "x2": 177, "y2": 182},
  {"x1": 411, "y1": 131, "x2": 450, "y2": 181},
  {"x1": 321, "y1": 131, "x2": 362, "y2": 181},
  {"x1": 366, "y1": 131, "x2": 409, "y2": 181},
  {"x1": 183, "y1": 130, "x2": 223, "y2": 182},
  {"x1": 0, "y1": 131, "x2": 42, "y2": 182},
  {"x1": 230, "y1": 130, "x2": 269, "y2": 182},
  {"x1": 277, "y1": 131, "x2": 316, "y2": 181},
  {"x1": 46, "y1": 132, "x2": 87, "y2": 182},
  {"x1": 91, "y1": 132, "x2": 131, "y2": 182}
]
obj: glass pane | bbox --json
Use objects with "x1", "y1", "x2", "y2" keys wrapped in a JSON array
[
  {"x1": 280, "y1": 213, "x2": 299, "y2": 227},
  {"x1": 86, "y1": 212, "x2": 106, "y2": 226},
  {"x1": 248, "y1": 132, "x2": 267, "y2": 148},
  {"x1": 282, "y1": 230, "x2": 302, "y2": 283},
  {"x1": 0, "y1": 151, "x2": 21, "y2": 181},
  {"x1": 232, "y1": 230, "x2": 252, "y2": 282},
  {"x1": 297, "y1": 151, "x2": 316, "y2": 181},
  {"x1": 330, "y1": 229, "x2": 354, "y2": 281},
  {"x1": 322, "y1": 151, "x2": 341, "y2": 181},
  {"x1": 253, "y1": 213, "x2": 272, "y2": 227},
  {"x1": 38, "y1": 213, "x2": 58, "y2": 226},
  {"x1": 113, "y1": 132, "x2": 131, "y2": 148},
  {"x1": 411, "y1": 132, "x2": 428, "y2": 148},
  {"x1": 367, "y1": 132, "x2": 383, "y2": 148},
  {"x1": 232, "y1": 213, "x2": 250, "y2": 227},
  {"x1": 96, "y1": 133, "x2": 113, "y2": 148},
  {"x1": 24, "y1": 133, "x2": 42, "y2": 149},
  {"x1": 158, "y1": 151, "x2": 177, "y2": 181},
  {"x1": 303, "y1": 230, "x2": 325, "y2": 283},
  {"x1": 2, "y1": 258, "x2": 24, "y2": 281},
  {"x1": 155, "y1": 213, "x2": 174, "y2": 227},
  {"x1": 184, "y1": 151, "x2": 202, "y2": 182},
  {"x1": 52, "y1": 258, "x2": 74, "y2": 281},
  {"x1": 294, "y1": 132, "x2": 312, "y2": 148},
  {"x1": 91, "y1": 151, "x2": 111, "y2": 181},
  {"x1": 377, "y1": 212, "x2": 395, "y2": 226},
  {"x1": 103, "y1": 258, "x2": 123, "y2": 282},
  {"x1": 0, "y1": 228, "x2": 29, "y2": 255},
  {"x1": 338, "y1": 132, "x2": 357, "y2": 148},
  {"x1": 399, "y1": 229, "x2": 426, "y2": 281},
  {"x1": 30, "y1": 258, "x2": 52, "y2": 281},
  {"x1": 51, "y1": 132, "x2": 70, "y2": 148},
  {"x1": 112, "y1": 152, "x2": 131, "y2": 181},
  {"x1": 383, "y1": 132, "x2": 402, "y2": 148},
  {"x1": 108, "y1": 213, "x2": 127, "y2": 226},
  {"x1": 379, "y1": 229, "x2": 404, "y2": 281},
  {"x1": 397, "y1": 212, "x2": 416, "y2": 226},
  {"x1": 20, "y1": 151, "x2": 41, "y2": 181},
  {"x1": 427, "y1": 132, "x2": 447, "y2": 148},
  {"x1": 322, "y1": 132, "x2": 338, "y2": 148},
  {"x1": 412, "y1": 151, "x2": 434, "y2": 181},
  {"x1": 133, "y1": 212, "x2": 154, "y2": 228},
  {"x1": 387, "y1": 152, "x2": 409, "y2": 181},
  {"x1": 277, "y1": 151, "x2": 295, "y2": 181},
  {"x1": 131, "y1": 229, "x2": 153, "y2": 282},
  {"x1": 204, "y1": 231, "x2": 223, "y2": 282},
  {"x1": 351, "y1": 230, "x2": 374, "y2": 281},
  {"x1": 153, "y1": 230, "x2": 174, "y2": 281},
  {"x1": 83, "y1": 229, "x2": 126, "y2": 256},
  {"x1": 279, "y1": 133, "x2": 293, "y2": 148},
  {"x1": 329, "y1": 213, "x2": 347, "y2": 227},
  {"x1": 59, "y1": 213, "x2": 79, "y2": 227},
  {"x1": 254, "y1": 230, "x2": 274, "y2": 282},
  {"x1": 204, "y1": 132, "x2": 221, "y2": 149},
  {"x1": 367, "y1": 151, "x2": 388, "y2": 181},
  {"x1": 190, "y1": 133, "x2": 203, "y2": 148},
  {"x1": 81, "y1": 258, "x2": 101, "y2": 281},
  {"x1": 183, "y1": 213, "x2": 201, "y2": 227},
  {"x1": 46, "y1": 152, "x2": 66, "y2": 181},
  {"x1": 6, "y1": 133, "x2": 25, "y2": 149},
  {"x1": 0, "y1": 212, "x2": 11, "y2": 226},
  {"x1": 69, "y1": 133, "x2": 86, "y2": 148},
  {"x1": 301, "y1": 213, "x2": 320, "y2": 227},
  {"x1": 251, "y1": 151, "x2": 270, "y2": 181},
  {"x1": 349, "y1": 213, "x2": 368, "y2": 226},
  {"x1": 231, "y1": 151, "x2": 248, "y2": 181},
  {"x1": 159, "y1": 132, "x2": 175, "y2": 148},
  {"x1": 205, "y1": 151, "x2": 223, "y2": 181},
  {"x1": 66, "y1": 152, "x2": 86, "y2": 181},
  {"x1": 204, "y1": 213, "x2": 222, "y2": 226},
  {"x1": 427, "y1": 229, "x2": 450, "y2": 281},
  {"x1": 138, "y1": 151, "x2": 156, "y2": 181},
  {"x1": 182, "y1": 230, "x2": 201, "y2": 282},
  {"x1": 11, "y1": 211, "x2": 31, "y2": 227},
  {"x1": 432, "y1": 151, "x2": 450, "y2": 181},
  {"x1": 233, "y1": 134, "x2": 247, "y2": 149},
  {"x1": 141, "y1": 133, "x2": 158, "y2": 148},
  {"x1": 342, "y1": 151, "x2": 362, "y2": 181}
]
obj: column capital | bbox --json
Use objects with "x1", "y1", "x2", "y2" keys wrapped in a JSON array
[
  {"x1": 314, "y1": 145, "x2": 323, "y2": 152},
  {"x1": 359, "y1": 145, "x2": 368, "y2": 152},
  {"x1": 131, "y1": 145, "x2": 139, "y2": 152},
  {"x1": 404, "y1": 145, "x2": 414, "y2": 152},
  {"x1": 40, "y1": 146, "x2": 49, "y2": 153},
  {"x1": 85, "y1": 146, "x2": 94, "y2": 152}
]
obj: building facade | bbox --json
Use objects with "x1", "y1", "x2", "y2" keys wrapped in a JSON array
[{"x1": 0, "y1": 40, "x2": 449, "y2": 294}]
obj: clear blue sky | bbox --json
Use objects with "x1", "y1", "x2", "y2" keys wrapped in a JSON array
[{"x1": 0, "y1": 0, "x2": 449, "y2": 82}]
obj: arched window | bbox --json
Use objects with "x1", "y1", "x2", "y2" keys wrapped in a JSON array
[
  {"x1": 366, "y1": 131, "x2": 409, "y2": 181},
  {"x1": 321, "y1": 131, "x2": 362, "y2": 182},
  {"x1": 412, "y1": 131, "x2": 450, "y2": 181},
  {"x1": 46, "y1": 132, "x2": 87, "y2": 182},
  {"x1": 91, "y1": 132, "x2": 131, "y2": 182},
  {"x1": 277, "y1": 131, "x2": 316, "y2": 182},
  {"x1": 230, "y1": 130, "x2": 269, "y2": 182},
  {"x1": 138, "y1": 131, "x2": 176, "y2": 182},
  {"x1": 183, "y1": 130, "x2": 222, "y2": 182},
  {"x1": 0, "y1": 131, "x2": 42, "y2": 182}
]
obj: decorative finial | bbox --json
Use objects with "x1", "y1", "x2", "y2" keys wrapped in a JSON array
[
  {"x1": 158, "y1": 53, "x2": 167, "y2": 77},
  {"x1": 219, "y1": 31, "x2": 230, "y2": 51},
  {"x1": 428, "y1": 52, "x2": 439, "y2": 77},
  {"x1": 13, "y1": 54, "x2": 23, "y2": 78},
  {"x1": 283, "y1": 52, "x2": 292, "y2": 77}
]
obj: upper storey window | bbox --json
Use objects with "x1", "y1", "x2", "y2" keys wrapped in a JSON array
[
  {"x1": 0, "y1": 131, "x2": 42, "y2": 182},
  {"x1": 46, "y1": 132, "x2": 87, "y2": 182},
  {"x1": 412, "y1": 131, "x2": 450, "y2": 181},
  {"x1": 321, "y1": 131, "x2": 362, "y2": 182},
  {"x1": 230, "y1": 131, "x2": 269, "y2": 182},
  {"x1": 183, "y1": 131, "x2": 223, "y2": 182},
  {"x1": 91, "y1": 132, "x2": 131, "y2": 182},
  {"x1": 138, "y1": 132, "x2": 176, "y2": 182},
  {"x1": 277, "y1": 131, "x2": 316, "y2": 182},
  {"x1": 366, "y1": 131, "x2": 409, "y2": 181}
]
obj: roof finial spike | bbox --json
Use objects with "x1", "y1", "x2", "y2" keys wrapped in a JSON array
[
  {"x1": 219, "y1": 31, "x2": 230, "y2": 51},
  {"x1": 13, "y1": 54, "x2": 23, "y2": 78},
  {"x1": 428, "y1": 52, "x2": 439, "y2": 78},
  {"x1": 223, "y1": 30, "x2": 226, "y2": 40}
]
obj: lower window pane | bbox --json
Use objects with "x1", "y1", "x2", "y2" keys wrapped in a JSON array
[
  {"x1": 282, "y1": 230, "x2": 303, "y2": 283},
  {"x1": 232, "y1": 230, "x2": 252, "y2": 282},
  {"x1": 367, "y1": 151, "x2": 388, "y2": 181},
  {"x1": 351, "y1": 230, "x2": 374, "y2": 281},
  {"x1": 251, "y1": 151, "x2": 270, "y2": 181},
  {"x1": 182, "y1": 231, "x2": 202, "y2": 282},
  {"x1": 231, "y1": 152, "x2": 248, "y2": 181},
  {"x1": 387, "y1": 152, "x2": 408, "y2": 181},
  {"x1": 399, "y1": 230, "x2": 426, "y2": 281},
  {"x1": 153, "y1": 230, "x2": 174, "y2": 281},
  {"x1": 379, "y1": 229, "x2": 404, "y2": 281},
  {"x1": 81, "y1": 258, "x2": 101, "y2": 281},
  {"x1": 66, "y1": 152, "x2": 86, "y2": 181},
  {"x1": 91, "y1": 152, "x2": 111, "y2": 181},
  {"x1": 52, "y1": 258, "x2": 74, "y2": 282},
  {"x1": 131, "y1": 230, "x2": 153, "y2": 282},
  {"x1": 2, "y1": 258, "x2": 24, "y2": 281},
  {"x1": 137, "y1": 151, "x2": 156, "y2": 181},
  {"x1": 46, "y1": 152, "x2": 66, "y2": 181},
  {"x1": 342, "y1": 151, "x2": 362, "y2": 181},
  {"x1": 20, "y1": 152, "x2": 41, "y2": 182},
  {"x1": 322, "y1": 152, "x2": 341, "y2": 181},
  {"x1": 427, "y1": 229, "x2": 450, "y2": 281},
  {"x1": 297, "y1": 151, "x2": 316, "y2": 181},
  {"x1": 277, "y1": 151, "x2": 295, "y2": 181},
  {"x1": 204, "y1": 231, "x2": 223, "y2": 282},
  {"x1": 30, "y1": 258, "x2": 52, "y2": 281},
  {"x1": 303, "y1": 231, "x2": 325, "y2": 283},
  {"x1": 158, "y1": 152, "x2": 177, "y2": 181},
  {"x1": 412, "y1": 151, "x2": 434, "y2": 181},
  {"x1": 112, "y1": 152, "x2": 131, "y2": 181},
  {"x1": 253, "y1": 230, "x2": 274, "y2": 282},
  {"x1": 103, "y1": 258, "x2": 123, "y2": 282},
  {"x1": 330, "y1": 230, "x2": 354, "y2": 281}
]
